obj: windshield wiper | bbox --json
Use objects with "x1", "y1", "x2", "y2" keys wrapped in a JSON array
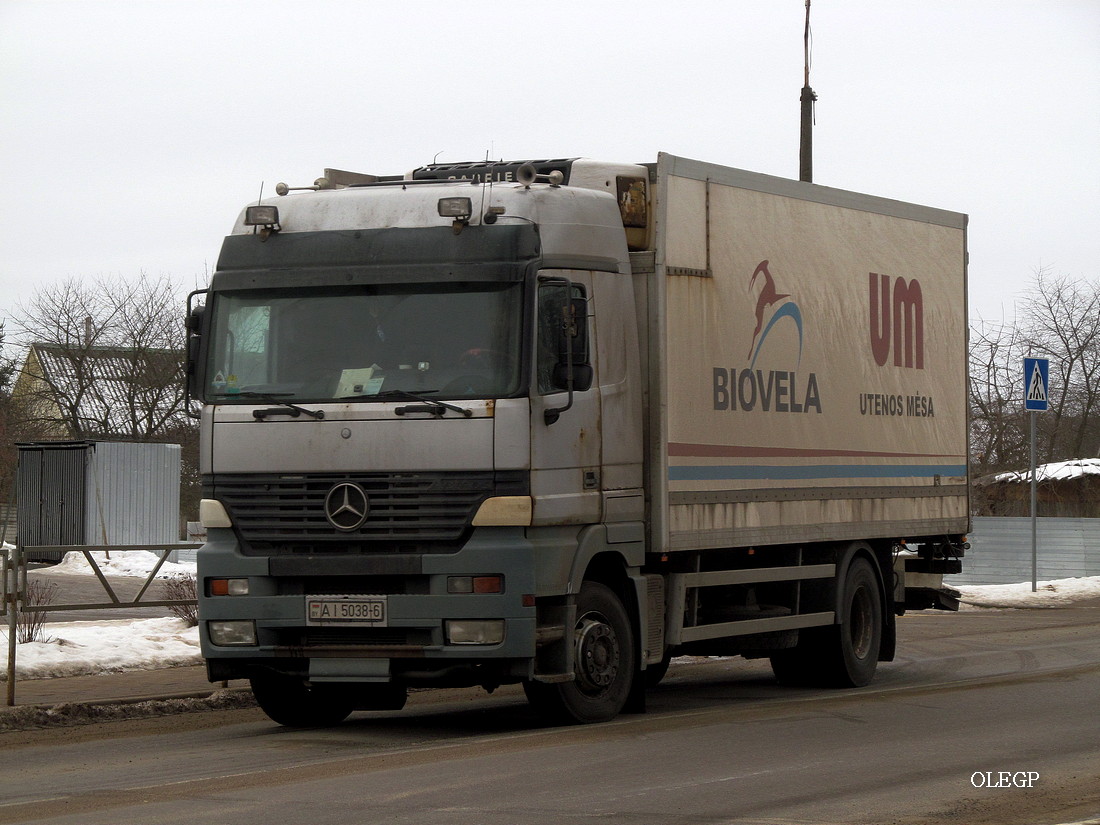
[
  {"x1": 343, "y1": 389, "x2": 473, "y2": 418},
  {"x1": 211, "y1": 391, "x2": 325, "y2": 420}
]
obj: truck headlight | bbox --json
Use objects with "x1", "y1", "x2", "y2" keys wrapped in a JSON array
[
  {"x1": 207, "y1": 620, "x2": 257, "y2": 646},
  {"x1": 445, "y1": 620, "x2": 505, "y2": 645}
]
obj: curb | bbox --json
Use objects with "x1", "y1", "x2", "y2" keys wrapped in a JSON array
[{"x1": 0, "y1": 687, "x2": 256, "y2": 732}]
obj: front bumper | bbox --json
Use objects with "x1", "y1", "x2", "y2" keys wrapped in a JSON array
[{"x1": 198, "y1": 526, "x2": 538, "y2": 685}]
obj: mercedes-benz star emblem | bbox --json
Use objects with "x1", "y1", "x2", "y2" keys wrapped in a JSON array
[{"x1": 324, "y1": 482, "x2": 370, "y2": 531}]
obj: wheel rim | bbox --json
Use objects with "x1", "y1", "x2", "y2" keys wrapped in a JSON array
[
  {"x1": 575, "y1": 612, "x2": 620, "y2": 694},
  {"x1": 849, "y1": 585, "x2": 874, "y2": 660}
]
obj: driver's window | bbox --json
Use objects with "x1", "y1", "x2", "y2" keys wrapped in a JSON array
[{"x1": 537, "y1": 282, "x2": 587, "y2": 395}]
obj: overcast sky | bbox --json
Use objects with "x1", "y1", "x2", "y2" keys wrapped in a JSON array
[{"x1": 1, "y1": 0, "x2": 1096, "y2": 331}]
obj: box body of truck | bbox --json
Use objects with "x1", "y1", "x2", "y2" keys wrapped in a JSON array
[
  {"x1": 649, "y1": 154, "x2": 968, "y2": 552},
  {"x1": 191, "y1": 153, "x2": 968, "y2": 726}
]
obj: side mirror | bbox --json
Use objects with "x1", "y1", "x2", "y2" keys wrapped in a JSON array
[
  {"x1": 185, "y1": 304, "x2": 205, "y2": 379},
  {"x1": 185, "y1": 291, "x2": 209, "y2": 418},
  {"x1": 186, "y1": 304, "x2": 205, "y2": 335}
]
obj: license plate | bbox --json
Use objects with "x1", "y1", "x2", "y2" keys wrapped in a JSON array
[{"x1": 307, "y1": 596, "x2": 387, "y2": 625}]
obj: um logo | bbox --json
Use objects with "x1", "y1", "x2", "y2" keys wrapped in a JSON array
[{"x1": 869, "y1": 273, "x2": 924, "y2": 369}]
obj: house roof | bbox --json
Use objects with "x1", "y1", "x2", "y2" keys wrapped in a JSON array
[
  {"x1": 976, "y1": 458, "x2": 1100, "y2": 486},
  {"x1": 17, "y1": 343, "x2": 191, "y2": 438}
]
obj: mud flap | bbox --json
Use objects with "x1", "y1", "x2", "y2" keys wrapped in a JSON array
[
  {"x1": 880, "y1": 605, "x2": 897, "y2": 662},
  {"x1": 623, "y1": 666, "x2": 647, "y2": 714}
]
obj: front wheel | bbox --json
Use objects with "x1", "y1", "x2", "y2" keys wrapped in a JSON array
[
  {"x1": 250, "y1": 673, "x2": 355, "y2": 728},
  {"x1": 524, "y1": 582, "x2": 636, "y2": 724}
]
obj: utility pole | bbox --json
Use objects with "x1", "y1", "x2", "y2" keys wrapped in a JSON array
[{"x1": 799, "y1": 0, "x2": 817, "y2": 183}]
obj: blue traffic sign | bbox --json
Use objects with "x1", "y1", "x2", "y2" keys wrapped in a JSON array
[{"x1": 1024, "y1": 357, "x2": 1049, "y2": 411}]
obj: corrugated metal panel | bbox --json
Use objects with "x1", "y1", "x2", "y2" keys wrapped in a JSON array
[
  {"x1": 84, "y1": 442, "x2": 181, "y2": 544},
  {"x1": 952, "y1": 517, "x2": 1100, "y2": 585},
  {"x1": 17, "y1": 440, "x2": 181, "y2": 553},
  {"x1": 16, "y1": 441, "x2": 89, "y2": 560}
]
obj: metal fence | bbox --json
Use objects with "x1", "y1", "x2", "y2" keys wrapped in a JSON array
[
  {"x1": 2, "y1": 543, "x2": 198, "y2": 706},
  {"x1": 954, "y1": 517, "x2": 1100, "y2": 586}
]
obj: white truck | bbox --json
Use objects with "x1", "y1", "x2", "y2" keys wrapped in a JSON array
[{"x1": 189, "y1": 153, "x2": 969, "y2": 726}]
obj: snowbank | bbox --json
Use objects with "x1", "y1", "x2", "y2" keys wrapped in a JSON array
[
  {"x1": 952, "y1": 575, "x2": 1100, "y2": 609},
  {"x1": 1, "y1": 618, "x2": 201, "y2": 681}
]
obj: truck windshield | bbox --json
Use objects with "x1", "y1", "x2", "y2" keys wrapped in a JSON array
[{"x1": 203, "y1": 282, "x2": 523, "y2": 402}]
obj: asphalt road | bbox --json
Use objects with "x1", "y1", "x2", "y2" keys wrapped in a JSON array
[{"x1": 2, "y1": 605, "x2": 1099, "y2": 825}]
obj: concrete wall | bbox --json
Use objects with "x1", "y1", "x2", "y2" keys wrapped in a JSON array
[{"x1": 954, "y1": 517, "x2": 1100, "y2": 585}]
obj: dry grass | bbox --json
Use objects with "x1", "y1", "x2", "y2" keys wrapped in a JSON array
[
  {"x1": 159, "y1": 574, "x2": 198, "y2": 626},
  {"x1": 17, "y1": 579, "x2": 58, "y2": 644}
]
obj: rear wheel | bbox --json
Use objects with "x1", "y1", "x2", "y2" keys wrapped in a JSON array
[
  {"x1": 525, "y1": 581, "x2": 636, "y2": 724},
  {"x1": 825, "y1": 556, "x2": 882, "y2": 687},
  {"x1": 250, "y1": 673, "x2": 355, "y2": 728},
  {"x1": 770, "y1": 556, "x2": 882, "y2": 688}
]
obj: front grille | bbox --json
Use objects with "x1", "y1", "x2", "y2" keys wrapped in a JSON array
[{"x1": 208, "y1": 471, "x2": 526, "y2": 554}]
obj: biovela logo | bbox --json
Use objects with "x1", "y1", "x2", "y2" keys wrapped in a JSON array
[{"x1": 713, "y1": 260, "x2": 822, "y2": 414}]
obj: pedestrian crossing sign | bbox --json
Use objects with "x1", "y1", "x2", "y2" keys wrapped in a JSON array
[{"x1": 1024, "y1": 357, "x2": 1049, "y2": 411}]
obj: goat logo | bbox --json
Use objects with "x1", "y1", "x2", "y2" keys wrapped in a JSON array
[{"x1": 747, "y1": 260, "x2": 804, "y2": 369}]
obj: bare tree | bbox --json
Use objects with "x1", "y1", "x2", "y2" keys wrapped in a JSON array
[
  {"x1": 9, "y1": 272, "x2": 189, "y2": 440},
  {"x1": 969, "y1": 316, "x2": 1028, "y2": 477},
  {"x1": 969, "y1": 268, "x2": 1100, "y2": 480},
  {"x1": 1019, "y1": 268, "x2": 1100, "y2": 461}
]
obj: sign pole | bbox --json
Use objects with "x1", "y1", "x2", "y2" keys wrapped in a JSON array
[
  {"x1": 1030, "y1": 411, "x2": 1037, "y2": 592},
  {"x1": 1023, "y1": 356, "x2": 1049, "y2": 594}
]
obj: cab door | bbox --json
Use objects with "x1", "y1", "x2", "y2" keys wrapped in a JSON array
[{"x1": 529, "y1": 271, "x2": 601, "y2": 525}]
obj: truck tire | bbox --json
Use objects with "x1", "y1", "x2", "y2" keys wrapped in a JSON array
[
  {"x1": 770, "y1": 556, "x2": 882, "y2": 688},
  {"x1": 250, "y1": 673, "x2": 355, "y2": 728},
  {"x1": 524, "y1": 581, "x2": 636, "y2": 724},
  {"x1": 828, "y1": 556, "x2": 882, "y2": 686}
]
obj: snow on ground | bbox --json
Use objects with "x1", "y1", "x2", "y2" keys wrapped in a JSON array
[
  {"x1": 37, "y1": 549, "x2": 197, "y2": 579},
  {"x1": 3, "y1": 549, "x2": 1100, "y2": 682},
  {"x1": 3, "y1": 619, "x2": 201, "y2": 681},
  {"x1": 952, "y1": 576, "x2": 1100, "y2": 609},
  {"x1": 3, "y1": 550, "x2": 202, "y2": 681}
]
